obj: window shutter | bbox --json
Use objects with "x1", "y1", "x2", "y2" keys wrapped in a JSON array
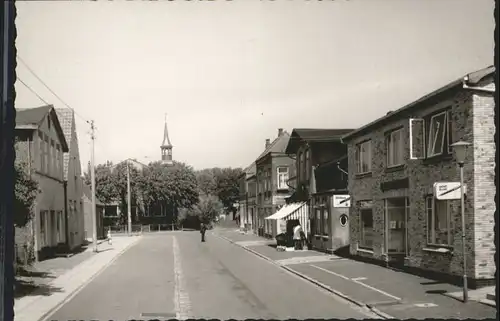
[{"x1": 409, "y1": 118, "x2": 425, "y2": 159}]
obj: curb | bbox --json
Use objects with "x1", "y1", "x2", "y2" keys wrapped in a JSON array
[
  {"x1": 213, "y1": 233, "x2": 393, "y2": 319},
  {"x1": 36, "y1": 236, "x2": 142, "y2": 321}
]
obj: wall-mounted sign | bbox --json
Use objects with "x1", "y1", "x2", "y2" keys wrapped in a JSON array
[
  {"x1": 339, "y1": 214, "x2": 348, "y2": 227},
  {"x1": 433, "y1": 182, "x2": 467, "y2": 200},
  {"x1": 333, "y1": 195, "x2": 351, "y2": 208}
]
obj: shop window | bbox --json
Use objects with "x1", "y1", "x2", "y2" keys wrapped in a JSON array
[
  {"x1": 359, "y1": 201, "x2": 374, "y2": 249},
  {"x1": 356, "y1": 140, "x2": 372, "y2": 174},
  {"x1": 426, "y1": 196, "x2": 454, "y2": 246},
  {"x1": 386, "y1": 129, "x2": 404, "y2": 167},
  {"x1": 385, "y1": 197, "x2": 409, "y2": 254}
]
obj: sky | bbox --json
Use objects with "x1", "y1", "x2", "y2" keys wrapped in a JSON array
[{"x1": 15, "y1": 0, "x2": 494, "y2": 171}]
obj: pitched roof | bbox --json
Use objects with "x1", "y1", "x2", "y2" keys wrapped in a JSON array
[
  {"x1": 15, "y1": 105, "x2": 69, "y2": 152},
  {"x1": 342, "y1": 65, "x2": 495, "y2": 142},
  {"x1": 256, "y1": 131, "x2": 291, "y2": 163},
  {"x1": 240, "y1": 162, "x2": 257, "y2": 179},
  {"x1": 55, "y1": 108, "x2": 76, "y2": 180},
  {"x1": 285, "y1": 128, "x2": 355, "y2": 154},
  {"x1": 82, "y1": 183, "x2": 104, "y2": 206}
]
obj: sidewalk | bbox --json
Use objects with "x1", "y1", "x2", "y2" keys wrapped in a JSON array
[
  {"x1": 14, "y1": 235, "x2": 141, "y2": 321},
  {"x1": 214, "y1": 229, "x2": 497, "y2": 320}
]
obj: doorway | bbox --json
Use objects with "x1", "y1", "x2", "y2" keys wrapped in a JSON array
[{"x1": 384, "y1": 197, "x2": 409, "y2": 262}]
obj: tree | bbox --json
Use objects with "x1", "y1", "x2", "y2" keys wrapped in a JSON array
[
  {"x1": 189, "y1": 195, "x2": 222, "y2": 224},
  {"x1": 13, "y1": 161, "x2": 40, "y2": 228},
  {"x1": 195, "y1": 168, "x2": 216, "y2": 196},
  {"x1": 136, "y1": 161, "x2": 199, "y2": 222},
  {"x1": 213, "y1": 167, "x2": 244, "y2": 215}
]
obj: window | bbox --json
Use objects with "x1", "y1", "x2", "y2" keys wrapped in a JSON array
[
  {"x1": 426, "y1": 196, "x2": 454, "y2": 246},
  {"x1": 315, "y1": 208, "x2": 321, "y2": 235},
  {"x1": 409, "y1": 118, "x2": 425, "y2": 159},
  {"x1": 305, "y1": 149, "x2": 310, "y2": 180},
  {"x1": 427, "y1": 111, "x2": 447, "y2": 157},
  {"x1": 38, "y1": 131, "x2": 45, "y2": 172},
  {"x1": 47, "y1": 115, "x2": 51, "y2": 130},
  {"x1": 277, "y1": 167, "x2": 289, "y2": 190},
  {"x1": 55, "y1": 144, "x2": 60, "y2": 177},
  {"x1": 299, "y1": 151, "x2": 305, "y2": 181},
  {"x1": 40, "y1": 210, "x2": 48, "y2": 247},
  {"x1": 322, "y1": 207, "x2": 329, "y2": 236},
  {"x1": 447, "y1": 110, "x2": 453, "y2": 154},
  {"x1": 356, "y1": 140, "x2": 372, "y2": 174},
  {"x1": 104, "y1": 205, "x2": 119, "y2": 217},
  {"x1": 359, "y1": 201, "x2": 374, "y2": 249},
  {"x1": 50, "y1": 140, "x2": 55, "y2": 176},
  {"x1": 386, "y1": 129, "x2": 404, "y2": 167},
  {"x1": 43, "y1": 134, "x2": 49, "y2": 174},
  {"x1": 385, "y1": 198, "x2": 409, "y2": 254}
]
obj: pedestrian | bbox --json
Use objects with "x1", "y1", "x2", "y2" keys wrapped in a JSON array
[
  {"x1": 293, "y1": 224, "x2": 303, "y2": 250},
  {"x1": 107, "y1": 227, "x2": 112, "y2": 245},
  {"x1": 200, "y1": 222, "x2": 207, "y2": 242}
]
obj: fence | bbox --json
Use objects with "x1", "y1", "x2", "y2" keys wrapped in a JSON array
[{"x1": 107, "y1": 223, "x2": 182, "y2": 235}]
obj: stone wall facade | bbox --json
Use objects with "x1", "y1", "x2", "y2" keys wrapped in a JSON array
[{"x1": 346, "y1": 76, "x2": 495, "y2": 287}]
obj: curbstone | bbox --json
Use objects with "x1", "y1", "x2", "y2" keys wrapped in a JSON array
[
  {"x1": 212, "y1": 232, "x2": 391, "y2": 319},
  {"x1": 23, "y1": 236, "x2": 142, "y2": 321}
]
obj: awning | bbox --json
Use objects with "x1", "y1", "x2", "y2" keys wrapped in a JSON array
[{"x1": 265, "y1": 202, "x2": 306, "y2": 221}]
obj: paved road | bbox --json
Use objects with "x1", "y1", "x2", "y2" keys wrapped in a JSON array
[{"x1": 46, "y1": 231, "x2": 375, "y2": 320}]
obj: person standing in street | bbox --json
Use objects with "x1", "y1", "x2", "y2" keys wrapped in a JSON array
[
  {"x1": 200, "y1": 222, "x2": 207, "y2": 242},
  {"x1": 293, "y1": 224, "x2": 304, "y2": 250}
]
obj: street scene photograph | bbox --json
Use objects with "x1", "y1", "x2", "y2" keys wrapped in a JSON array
[{"x1": 3, "y1": 0, "x2": 497, "y2": 320}]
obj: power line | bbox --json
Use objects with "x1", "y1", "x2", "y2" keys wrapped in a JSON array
[
  {"x1": 17, "y1": 55, "x2": 90, "y2": 124},
  {"x1": 17, "y1": 77, "x2": 50, "y2": 105}
]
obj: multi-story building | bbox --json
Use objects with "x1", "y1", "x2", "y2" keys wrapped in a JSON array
[
  {"x1": 342, "y1": 66, "x2": 495, "y2": 288},
  {"x1": 15, "y1": 105, "x2": 69, "y2": 261},
  {"x1": 255, "y1": 128, "x2": 294, "y2": 237},
  {"x1": 246, "y1": 166, "x2": 257, "y2": 234},
  {"x1": 284, "y1": 128, "x2": 353, "y2": 252},
  {"x1": 238, "y1": 163, "x2": 256, "y2": 231},
  {"x1": 55, "y1": 108, "x2": 85, "y2": 250}
]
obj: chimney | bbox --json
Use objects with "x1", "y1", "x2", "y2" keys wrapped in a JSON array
[
  {"x1": 278, "y1": 128, "x2": 284, "y2": 137},
  {"x1": 265, "y1": 139, "x2": 271, "y2": 148}
]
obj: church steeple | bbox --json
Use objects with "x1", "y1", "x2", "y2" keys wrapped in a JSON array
[{"x1": 161, "y1": 113, "x2": 173, "y2": 166}]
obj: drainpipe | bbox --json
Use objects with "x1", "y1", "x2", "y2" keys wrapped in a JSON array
[{"x1": 63, "y1": 181, "x2": 69, "y2": 250}]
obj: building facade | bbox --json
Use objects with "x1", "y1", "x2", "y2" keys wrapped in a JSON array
[
  {"x1": 238, "y1": 163, "x2": 257, "y2": 231},
  {"x1": 255, "y1": 128, "x2": 294, "y2": 237},
  {"x1": 55, "y1": 108, "x2": 85, "y2": 250},
  {"x1": 15, "y1": 105, "x2": 69, "y2": 261},
  {"x1": 82, "y1": 182, "x2": 105, "y2": 241},
  {"x1": 342, "y1": 66, "x2": 495, "y2": 288},
  {"x1": 285, "y1": 129, "x2": 353, "y2": 252}
]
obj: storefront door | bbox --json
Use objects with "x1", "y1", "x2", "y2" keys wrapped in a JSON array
[{"x1": 384, "y1": 197, "x2": 409, "y2": 258}]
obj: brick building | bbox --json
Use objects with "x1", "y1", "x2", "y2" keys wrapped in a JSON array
[
  {"x1": 284, "y1": 129, "x2": 353, "y2": 252},
  {"x1": 255, "y1": 128, "x2": 294, "y2": 237},
  {"x1": 342, "y1": 66, "x2": 495, "y2": 288}
]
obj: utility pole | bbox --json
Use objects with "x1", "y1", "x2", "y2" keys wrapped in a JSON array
[
  {"x1": 90, "y1": 120, "x2": 98, "y2": 252},
  {"x1": 127, "y1": 160, "x2": 132, "y2": 236}
]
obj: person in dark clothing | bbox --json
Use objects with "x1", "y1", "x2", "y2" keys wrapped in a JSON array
[{"x1": 200, "y1": 222, "x2": 207, "y2": 242}]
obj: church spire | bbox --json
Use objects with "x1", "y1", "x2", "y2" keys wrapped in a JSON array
[{"x1": 160, "y1": 113, "x2": 173, "y2": 165}]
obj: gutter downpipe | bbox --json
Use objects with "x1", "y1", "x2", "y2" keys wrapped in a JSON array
[{"x1": 336, "y1": 162, "x2": 348, "y2": 176}]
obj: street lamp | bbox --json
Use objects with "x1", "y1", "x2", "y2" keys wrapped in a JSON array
[{"x1": 450, "y1": 140, "x2": 471, "y2": 303}]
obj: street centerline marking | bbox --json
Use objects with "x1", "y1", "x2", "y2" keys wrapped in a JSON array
[
  {"x1": 173, "y1": 236, "x2": 193, "y2": 320},
  {"x1": 311, "y1": 265, "x2": 402, "y2": 301}
]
